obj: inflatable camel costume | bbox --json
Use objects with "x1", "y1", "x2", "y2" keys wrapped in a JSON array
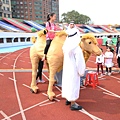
[{"x1": 30, "y1": 29, "x2": 102, "y2": 100}]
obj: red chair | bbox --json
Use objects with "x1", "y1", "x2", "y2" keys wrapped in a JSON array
[{"x1": 85, "y1": 71, "x2": 99, "y2": 89}]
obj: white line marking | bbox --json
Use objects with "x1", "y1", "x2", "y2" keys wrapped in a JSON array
[
  {"x1": 56, "y1": 94, "x2": 61, "y2": 97},
  {"x1": 3, "y1": 63, "x2": 8, "y2": 65},
  {"x1": 98, "y1": 86, "x2": 120, "y2": 98},
  {"x1": 118, "y1": 81, "x2": 120, "y2": 83},
  {"x1": 42, "y1": 93, "x2": 60, "y2": 102},
  {"x1": 42, "y1": 73, "x2": 62, "y2": 92},
  {"x1": 20, "y1": 60, "x2": 25, "y2": 62},
  {"x1": 8, "y1": 77, "x2": 16, "y2": 81},
  {"x1": 80, "y1": 109, "x2": 103, "y2": 120},
  {"x1": 23, "y1": 84, "x2": 31, "y2": 89},
  {"x1": 99, "y1": 78, "x2": 106, "y2": 80},
  {"x1": 39, "y1": 102, "x2": 55, "y2": 107},
  {"x1": 12, "y1": 50, "x2": 27, "y2": 120},
  {"x1": 2, "y1": 99, "x2": 49, "y2": 120},
  {"x1": 0, "y1": 53, "x2": 11, "y2": 61},
  {"x1": 11, "y1": 65, "x2": 16, "y2": 67},
  {"x1": 103, "y1": 92, "x2": 119, "y2": 98},
  {"x1": 0, "y1": 111, "x2": 11, "y2": 120},
  {"x1": 55, "y1": 86, "x2": 62, "y2": 92},
  {"x1": 110, "y1": 75, "x2": 120, "y2": 81},
  {"x1": 0, "y1": 73, "x2": 4, "y2": 76}
]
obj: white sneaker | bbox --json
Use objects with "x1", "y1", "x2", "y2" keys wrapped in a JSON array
[
  {"x1": 37, "y1": 79, "x2": 45, "y2": 83},
  {"x1": 105, "y1": 72, "x2": 108, "y2": 75},
  {"x1": 108, "y1": 73, "x2": 111, "y2": 76}
]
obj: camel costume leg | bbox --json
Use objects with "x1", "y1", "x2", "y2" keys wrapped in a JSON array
[
  {"x1": 47, "y1": 67, "x2": 57, "y2": 100},
  {"x1": 30, "y1": 57, "x2": 39, "y2": 93}
]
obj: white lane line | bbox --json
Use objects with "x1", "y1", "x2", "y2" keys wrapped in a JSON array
[
  {"x1": 42, "y1": 93, "x2": 60, "y2": 102},
  {"x1": 56, "y1": 94, "x2": 61, "y2": 97},
  {"x1": 103, "y1": 92, "x2": 119, "y2": 98},
  {"x1": 0, "y1": 53, "x2": 11, "y2": 61},
  {"x1": 99, "y1": 78, "x2": 106, "y2": 80},
  {"x1": 42, "y1": 73, "x2": 62, "y2": 92},
  {"x1": 3, "y1": 63, "x2": 8, "y2": 65},
  {"x1": 12, "y1": 50, "x2": 28, "y2": 120},
  {"x1": 110, "y1": 75, "x2": 120, "y2": 81},
  {"x1": 118, "y1": 81, "x2": 120, "y2": 83},
  {"x1": 39, "y1": 102, "x2": 55, "y2": 107},
  {"x1": 2, "y1": 99, "x2": 49, "y2": 120},
  {"x1": 0, "y1": 111, "x2": 11, "y2": 120},
  {"x1": 80, "y1": 109, "x2": 103, "y2": 120},
  {"x1": 98, "y1": 86, "x2": 120, "y2": 98},
  {"x1": 20, "y1": 60, "x2": 25, "y2": 62},
  {"x1": 22, "y1": 84, "x2": 31, "y2": 89},
  {"x1": 8, "y1": 77, "x2": 16, "y2": 81},
  {"x1": 0, "y1": 73, "x2": 4, "y2": 76},
  {"x1": 11, "y1": 65, "x2": 16, "y2": 67}
]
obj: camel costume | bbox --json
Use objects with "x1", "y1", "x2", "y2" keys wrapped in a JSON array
[
  {"x1": 30, "y1": 29, "x2": 102, "y2": 100},
  {"x1": 30, "y1": 29, "x2": 48, "y2": 93}
]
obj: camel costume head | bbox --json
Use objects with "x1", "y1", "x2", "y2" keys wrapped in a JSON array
[
  {"x1": 80, "y1": 33, "x2": 101, "y2": 62},
  {"x1": 30, "y1": 30, "x2": 102, "y2": 100}
]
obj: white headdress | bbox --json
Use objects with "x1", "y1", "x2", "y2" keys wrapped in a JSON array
[{"x1": 62, "y1": 23, "x2": 81, "y2": 56}]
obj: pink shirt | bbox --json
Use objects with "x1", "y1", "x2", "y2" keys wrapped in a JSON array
[{"x1": 46, "y1": 22, "x2": 56, "y2": 40}]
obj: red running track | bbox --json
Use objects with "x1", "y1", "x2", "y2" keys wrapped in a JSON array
[{"x1": 0, "y1": 47, "x2": 120, "y2": 120}]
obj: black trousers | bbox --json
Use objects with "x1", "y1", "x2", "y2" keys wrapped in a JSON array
[
  {"x1": 44, "y1": 40, "x2": 52, "y2": 54},
  {"x1": 106, "y1": 67, "x2": 112, "y2": 73},
  {"x1": 36, "y1": 60, "x2": 44, "y2": 80},
  {"x1": 117, "y1": 56, "x2": 120, "y2": 68}
]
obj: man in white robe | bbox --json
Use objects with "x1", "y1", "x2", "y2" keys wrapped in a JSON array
[{"x1": 62, "y1": 21, "x2": 86, "y2": 110}]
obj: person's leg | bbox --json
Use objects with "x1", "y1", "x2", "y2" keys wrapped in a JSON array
[
  {"x1": 37, "y1": 61, "x2": 45, "y2": 83},
  {"x1": 39, "y1": 61, "x2": 44, "y2": 80},
  {"x1": 117, "y1": 57, "x2": 120, "y2": 72},
  {"x1": 105, "y1": 67, "x2": 108, "y2": 75},
  {"x1": 97, "y1": 63, "x2": 99, "y2": 74},
  {"x1": 100, "y1": 63, "x2": 104, "y2": 74},
  {"x1": 44, "y1": 40, "x2": 52, "y2": 55},
  {"x1": 108, "y1": 67, "x2": 112, "y2": 76}
]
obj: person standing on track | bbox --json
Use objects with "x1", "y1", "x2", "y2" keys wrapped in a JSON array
[
  {"x1": 95, "y1": 48, "x2": 104, "y2": 76},
  {"x1": 62, "y1": 21, "x2": 86, "y2": 110},
  {"x1": 104, "y1": 46, "x2": 114, "y2": 76}
]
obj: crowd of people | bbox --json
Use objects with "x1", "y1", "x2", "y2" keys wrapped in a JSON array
[
  {"x1": 96, "y1": 36, "x2": 120, "y2": 76},
  {"x1": 35, "y1": 12, "x2": 120, "y2": 111}
]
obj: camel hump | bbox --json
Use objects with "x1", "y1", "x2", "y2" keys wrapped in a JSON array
[{"x1": 31, "y1": 36, "x2": 36, "y2": 43}]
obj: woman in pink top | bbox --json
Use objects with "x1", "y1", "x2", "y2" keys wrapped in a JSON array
[{"x1": 43, "y1": 13, "x2": 60, "y2": 59}]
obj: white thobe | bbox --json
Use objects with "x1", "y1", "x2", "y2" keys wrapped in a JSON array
[{"x1": 62, "y1": 46, "x2": 86, "y2": 101}]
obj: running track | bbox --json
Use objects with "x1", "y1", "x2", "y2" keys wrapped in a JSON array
[{"x1": 0, "y1": 47, "x2": 120, "y2": 120}]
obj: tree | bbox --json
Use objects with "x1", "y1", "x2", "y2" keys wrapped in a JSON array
[{"x1": 61, "y1": 10, "x2": 91, "y2": 24}]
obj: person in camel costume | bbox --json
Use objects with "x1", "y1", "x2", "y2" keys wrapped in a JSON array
[
  {"x1": 30, "y1": 29, "x2": 48, "y2": 93},
  {"x1": 30, "y1": 30, "x2": 102, "y2": 100}
]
